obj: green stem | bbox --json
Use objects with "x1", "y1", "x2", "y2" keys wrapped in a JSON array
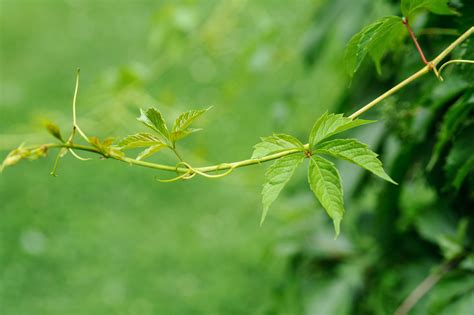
[{"x1": 16, "y1": 27, "x2": 474, "y2": 176}]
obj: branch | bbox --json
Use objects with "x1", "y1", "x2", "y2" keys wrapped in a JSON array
[
  {"x1": 393, "y1": 255, "x2": 465, "y2": 315},
  {"x1": 2, "y1": 27, "x2": 473, "y2": 176}
]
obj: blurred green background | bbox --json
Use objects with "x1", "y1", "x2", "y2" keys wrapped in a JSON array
[{"x1": 1, "y1": 1, "x2": 473, "y2": 315}]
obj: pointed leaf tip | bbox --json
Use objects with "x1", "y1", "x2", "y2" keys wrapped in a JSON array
[
  {"x1": 260, "y1": 154, "x2": 304, "y2": 224},
  {"x1": 307, "y1": 156, "x2": 345, "y2": 236},
  {"x1": 315, "y1": 138, "x2": 397, "y2": 185}
]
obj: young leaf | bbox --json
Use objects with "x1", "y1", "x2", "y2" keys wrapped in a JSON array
[
  {"x1": 89, "y1": 137, "x2": 123, "y2": 157},
  {"x1": 315, "y1": 138, "x2": 396, "y2": 184},
  {"x1": 344, "y1": 16, "x2": 406, "y2": 76},
  {"x1": 45, "y1": 122, "x2": 64, "y2": 142},
  {"x1": 1, "y1": 144, "x2": 48, "y2": 172},
  {"x1": 136, "y1": 144, "x2": 166, "y2": 160},
  {"x1": 137, "y1": 107, "x2": 170, "y2": 142},
  {"x1": 171, "y1": 107, "x2": 211, "y2": 142},
  {"x1": 171, "y1": 128, "x2": 203, "y2": 142},
  {"x1": 261, "y1": 154, "x2": 304, "y2": 224},
  {"x1": 309, "y1": 112, "x2": 374, "y2": 149},
  {"x1": 252, "y1": 134, "x2": 304, "y2": 159},
  {"x1": 118, "y1": 133, "x2": 166, "y2": 149},
  {"x1": 308, "y1": 156, "x2": 344, "y2": 236},
  {"x1": 401, "y1": 0, "x2": 457, "y2": 18}
]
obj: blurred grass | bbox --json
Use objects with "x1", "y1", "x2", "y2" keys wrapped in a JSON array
[{"x1": 0, "y1": 0, "x2": 381, "y2": 314}]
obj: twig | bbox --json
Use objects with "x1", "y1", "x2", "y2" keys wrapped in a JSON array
[
  {"x1": 5, "y1": 27, "x2": 474, "y2": 176},
  {"x1": 393, "y1": 256, "x2": 464, "y2": 315}
]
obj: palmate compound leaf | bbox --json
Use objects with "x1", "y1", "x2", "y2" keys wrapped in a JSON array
[
  {"x1": 261, "y1": 154, "x2": 305, "y2": 224},
  {"x1": 309, "y1": 112, "x2": 374, "y2": 149},
  {"x1": 252, "y1": 134, "x2": 304, "y2": 159},
  {"x1": 344, "y1": 16, "x2": 406, "y2": 76},
  {"x1": 308, "y1": 156, "x2": 344, "y2": 236},
  {"x1": 137, "y1": 107, "x2": 170, "y2": 144},
  {"x1": 171, "y1": 107, "x2": 211, "y2": 142},
  {"x1": 401, "y1": 0, "x2": 457, "y2": 19},
  {"x1": 315, "y1": 138, "x2": 397, "y2": 184}
]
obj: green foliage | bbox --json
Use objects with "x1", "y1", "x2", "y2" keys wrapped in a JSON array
[
  {"x1": 309, "y1": 112, "x2": 374, "y2": 148},
  {"x1": 120, "y1": 106, "x2": 210, "y2": 160},
  {"x1": 137, "y1": 107, "x2": 171, "y2": 144},
  {"x1": 401, "y1": 0, "x2": 457, "y2": 18},
  {"x1": 171, "y1": 107, "x2": 211, "y2": 142},
  {"x1": 261, "y1": 154, "x2": 305, "y2": 224},
  {"x1": 251, "y1": 134, "x2": 304, "y2": 159},
  {"x1": 118, "y1": 132, "x2": 164, "y2": 149},
  {"x1": 315, "y1": 139, "x2": 396, "y2": 184},
  {"x1": 258, "y1": 113, "x2": 393, "y2": 235},
  {"x1": 308, "y1": 156, "x2": 344, "y2": 236},
  {"x1": 428, "y1": 92, "x2": 473, "y2": 169},
  {"x1": 344, "y1": 16, "x2": 406, "y2": 76}
]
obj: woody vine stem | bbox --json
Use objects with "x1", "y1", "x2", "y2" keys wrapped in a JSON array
[{"x1": 3, "y1": 26, "x2": 474, "y2": 179}]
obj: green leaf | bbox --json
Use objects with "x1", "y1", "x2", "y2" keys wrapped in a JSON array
[
  {"x1": 170, "y1": 107, "x2": 211, "y2": 142},
  {"x1": 137, "y1": 107, "x2": 170, "y2": 142},
  {"x1": 344, "y1": 16, "x2": 406, "y2": 76},
  {"x1": 261, "y1": 154, "x2": 304, "y2": 224},
  {"x1": 308, "y1": 156, "x2": 344, "y2": 236},
  {"x1": 171, "y1": 128, "x2": 203, "y2": 142},
  {"x1": 136, "y1": 144, "x2": 166, "y2": 160},
  {"x1": 118, "y1": 133, "x2": 166, "y2": 149},
  {"x1": 45, "y1": 122, "x2": 63, "y2": 142},
  {"x1": 89, "y1": 137, "x2": 123, "y2": 157},
  {"x1": 309, "y1": 112, "x2": 374, "y2": 149},
  {"x1": 401, "y1": 0, "x2": 457, "y2": 18},
  {"x1": 252, "y1": 134, "x2": 304, "y2": 159},
  {"x1": 444, "y1": 123, "x2": 474, "y2": 190},
  {"x1": 1, "y1": 144, "x2": 48, "y2": 172},
  {"x1": 315, "y1": 139, "x2": 396, "y2": 184},
  {"x1": 428, "y1": 93, "x2": 474, "y2": 169}
]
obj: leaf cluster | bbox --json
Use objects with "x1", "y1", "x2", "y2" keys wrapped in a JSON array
[{"x1": 255, "y1": 113, "x2": 395, "y2": 236}]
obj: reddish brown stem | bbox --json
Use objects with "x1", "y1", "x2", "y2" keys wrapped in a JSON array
[{"x1": 403, "y1": 17, "x2": 429, "y2": 65}]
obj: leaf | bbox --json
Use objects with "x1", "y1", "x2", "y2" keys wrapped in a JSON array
[
  {"x1": 401, "y1": 0, "x2": 457, "y2": 18},
  {"x1": 118, "y1": 133, "x2": 166, "y2": 149},
  {"x1": 252, "y1": 134, "x2": 304, "y2": 159},
  {"x1": 136, "y1": 144, "x2": 166, "y2": 160},
  {"x1": 344, "y1": 16, "x2": 406, "y2": 76},
  {"x1": 137, "y1": 107, "x2": 170, "y2": 142},
  {"x1": 170, "y1": 107, "x2": 211, "y2": 142},
  {"x1": 261, "y1": 154, "x2": 304, "y2": 224},
  {"x1": 444, "y1": 123, "x2": 474, "y2": 190},
  {"x1": 428, "y1": 92, "x2": 474, "y2": 169},
  {"x1": 309, "y1": 112, "x2": 374, "y2": 149},
  {"x1": 315, "y1": 139, "x2": 396, "y2": 184},
  {"x1": 170, "y1": 128, "x2": 203, "y2": 142},
  {"x1": 45, "y1": 122, "x2": 63, "y2": 142},
  {"x1": 1, "y1": 144, "x2": 48, "y2": 172},
  {"x1": 89, "y1": 137, "x2": 123, "y2": 156},
  {"x1": 308, "y1": 156, "x2": 344, "y2": 236}
]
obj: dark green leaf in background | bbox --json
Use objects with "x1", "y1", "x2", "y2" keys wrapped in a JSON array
[
  {"x1": 401, "y1": 0, "x2": 457, "y2": 18},
  {"x1": 344, "y1": 16, "x2": 406, "y2": 76}
]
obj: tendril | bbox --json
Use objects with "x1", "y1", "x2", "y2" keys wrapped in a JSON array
[{"x1": 437, "y1": 59, "x2": 474, "y2": 81}]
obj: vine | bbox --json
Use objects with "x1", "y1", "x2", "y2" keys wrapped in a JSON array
[{"x1": 2, "y1": 0, "x2": 473, "y2": 236}]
